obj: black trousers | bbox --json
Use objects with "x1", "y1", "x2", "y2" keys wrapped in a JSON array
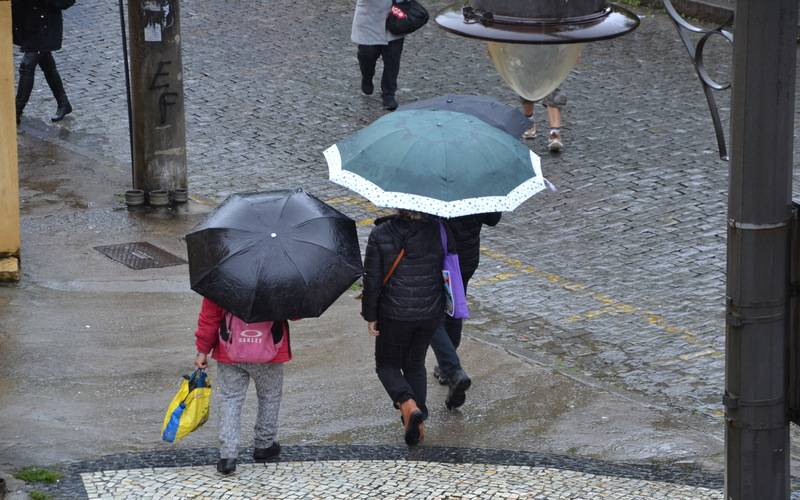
[
  {"x1": 17, "y1": 51, "x2": 67, "y2": 109},
  {"x1": 375, "y1": 315, "x2": 438, "y2": 415},
  {"x1": 429, "y1": 315, "x2": 464, "y2": 378},
  {"x1": 430, "y1": 282, "x2": 469, "y2": 377},
  {"x1": 357, "y1": 38, "x2": 404, "y2": 97},
  {"x1": 445, "y1": 315, "x2": 464, "y2": 349}
]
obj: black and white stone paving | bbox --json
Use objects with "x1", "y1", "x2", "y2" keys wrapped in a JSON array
[
  {"x1": 36, "y1": 446, "x2": 725, "y2": 499},
  {"x1": 80, "y1": 461, "x2": 721, "y2": 499}
]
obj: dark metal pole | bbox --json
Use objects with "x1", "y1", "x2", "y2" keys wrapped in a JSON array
[
  {"x1": 117, "y1": 0, "x2": 134, "y2": 185},
  {"x1": 724, "y1": 0, "x2": 797, "y2": 496}
]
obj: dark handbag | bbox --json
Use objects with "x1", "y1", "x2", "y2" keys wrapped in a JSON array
[{"x1": 386, "y1": 0, "x2": 429, "y2": 36}]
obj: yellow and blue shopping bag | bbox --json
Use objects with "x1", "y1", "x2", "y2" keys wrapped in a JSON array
[{"x1": 161, "y1": 369, "x2": 212, "y2": 443}]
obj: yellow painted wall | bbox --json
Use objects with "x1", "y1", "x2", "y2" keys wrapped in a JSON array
[{"x1": 0, "y1": 0, "x2": 20, "y2": 280}]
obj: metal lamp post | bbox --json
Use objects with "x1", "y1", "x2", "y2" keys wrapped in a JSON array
[
  {"x1": 435, "y1": 0, "x2": 639, "y2": 43},
  {"x1": 666, "y1": 2, "x2": 796, "y2": 498},
  {"x1": 437, "y1": 1, "x2": 797, "y2": 498},
  {"x1": 436, "y1": 0, "x2": 639, "y2": 100},
  {"x1": 723, "y1": 0, "x2": 795, "y2": 497}
]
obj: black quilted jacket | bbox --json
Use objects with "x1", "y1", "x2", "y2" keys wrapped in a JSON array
[
  {"x1": 446, "y1": 213, "x2": 501, "y2": 285},
  {"x1": 361, "y1": 215, "x2": 449, "y2": 322}
]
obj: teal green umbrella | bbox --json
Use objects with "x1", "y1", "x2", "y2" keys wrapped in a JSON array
[{"x1": 324, "y1": 110, "x2": 547, "y2": 217}]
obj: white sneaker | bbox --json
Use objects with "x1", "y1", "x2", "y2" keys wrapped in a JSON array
[
  {"x1": 548, "y1": 130, "x2": 563, "y2": 152},
  {"x1": 522, "y1": 123, "x2": 536, "y2": 140}
]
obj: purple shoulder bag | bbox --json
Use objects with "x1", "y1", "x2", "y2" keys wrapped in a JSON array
[{"x1": 439, "y1": 222, "x2": 469, "y2": 319}]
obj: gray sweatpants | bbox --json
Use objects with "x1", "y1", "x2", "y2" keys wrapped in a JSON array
[{"x1": 216, "y1": 362, "x2": 284, "y2": 459}]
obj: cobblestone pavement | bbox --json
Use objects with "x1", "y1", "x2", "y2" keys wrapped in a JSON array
[
  {"x1": 81, "y1": 461, "x2": 722, "y2": 499},
  {"x1": 15, "y1": 1, "x2": 788, "y2": 430},
  {"x1": 34, "y1": 445, "x2": 725, "y2": 499}
]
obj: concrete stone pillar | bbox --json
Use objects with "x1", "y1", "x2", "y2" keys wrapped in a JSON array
[{"x1": 0, "y1": 0, "x2": 20, "y2": 282}]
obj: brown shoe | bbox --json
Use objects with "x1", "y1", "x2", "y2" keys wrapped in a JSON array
[{"x1": 399, "y1": 399, "x2": 425, "y2": 446}]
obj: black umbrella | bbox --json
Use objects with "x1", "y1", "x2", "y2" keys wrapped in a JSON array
[
  {"x1": 399, "y1": 94, "x2": 530, "y2": 137},
  {"x1": 186, "y1": 189, "x2": 363, "y2": 322}
]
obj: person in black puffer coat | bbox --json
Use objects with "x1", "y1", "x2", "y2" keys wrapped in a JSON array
[
  {"x1": 431, "y1": 212, "x2": 501, "y2": 410},
  {"x1": 362, "y1": 209, "x2": 450, "y2": 446},
  {"x1": 12, "y1": 0, "x2": 75, "y2": 124}
]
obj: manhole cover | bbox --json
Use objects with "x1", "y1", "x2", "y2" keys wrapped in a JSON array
[{"x1": 94, "y1": 242, "x2": 187, "y2": 270}]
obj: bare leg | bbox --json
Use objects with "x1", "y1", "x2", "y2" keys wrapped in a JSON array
[
  {"x1": 546, "y1": 105, "x2": 563, "y2": 152},
  {"x1": 521, "y1": 100, "x2": 534, "y2": 118},
  {"x1": 521, "y1": 99, "x2": 536, "y2": 139},
  {"x1": 546, "y1": 105, "x2": 561, "y2": 129}
]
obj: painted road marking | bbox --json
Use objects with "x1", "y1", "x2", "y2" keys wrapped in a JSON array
[
  {"x1": 477, "y1": 246, "x2": 718, "y2": 353},
  {"x1": 325, "y1": 196, "x2": 721, "y2": 359}
]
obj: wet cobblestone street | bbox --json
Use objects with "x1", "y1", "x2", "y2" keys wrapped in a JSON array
[{"x1": 16, "y1": 0, "x2": 798, "y2": 445}]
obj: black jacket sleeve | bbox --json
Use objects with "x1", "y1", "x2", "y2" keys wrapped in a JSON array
[
  {"x1": 361, "y1": 229, "x2": 383, "y2": 322},
  {"x1": 44, "y1": 0, "x2": 75, "y2": 9},
  {"x1": 484, "y1": 212, "x2": 502, "y2": 227}
]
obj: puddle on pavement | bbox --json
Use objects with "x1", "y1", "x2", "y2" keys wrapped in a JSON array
[{"x1": 20, "y1": 179, "x2": 91, "y2": 213}]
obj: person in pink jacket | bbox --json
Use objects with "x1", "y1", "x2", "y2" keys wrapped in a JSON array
[{"x1": 193, "y1": 297, "x2": 292, "y2": 475}]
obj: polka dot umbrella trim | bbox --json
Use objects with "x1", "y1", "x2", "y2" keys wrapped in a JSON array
[{"x1": 324, "y1": 109, "x2": 550, "y2": 218}]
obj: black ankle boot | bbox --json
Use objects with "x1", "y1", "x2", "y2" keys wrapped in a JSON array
[
  {"x1": 253, "y1": 442, "x2": 281, "y2": 462},
  {"x1": 433, "y1": 365, "x2": 448, "y2": 386},
  {"x1": 361, "y1": 77, "x2": 374, "y2": 96},
  {"x1": 38, "y1": 52, "x2": 71, "y2": 122},
  {"x1": 216, "y1": 458, "x2": 237, "y2": 475},
  {"x1": 382, "y1": 95, "x2": 398, "y2": 111},
  {"x1": 51, "y1": 97, "x2": 72, "y2": 122},
  {"x1": 445, "y1": 368, "x2": 471, "y2": 410}
]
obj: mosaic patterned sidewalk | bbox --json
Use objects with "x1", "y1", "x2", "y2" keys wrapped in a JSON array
[
  {"x1": 80, "y1": 460, "x2": 723, "y2": 499},
  {"x1": 34, "y1": 446, "x2": 725, "y2": 499}
]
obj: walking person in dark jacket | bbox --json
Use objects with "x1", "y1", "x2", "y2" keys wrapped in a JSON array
[
  {"x1": 431, "y1": 212, "x2": 502, "y2": 409},
  {"x1": 362, "y1": 210, "x2": 448, "y2": 446},
  {"x1": 351, "y1": 0, "x2": 405, "y2": 111},
  {"x1": 12, "y1": 0, "x2": 74, "y2": 124}
]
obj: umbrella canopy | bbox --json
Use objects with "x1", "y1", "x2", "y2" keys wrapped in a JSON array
[
  {"x1": 324, "y1": 109, "x2": 546, "y2": 218},
  {"x1": 399, "y1": 94, "x2": 530, "y2": 137},
  {"x1": 186, "y1": 189, "x2": 363, "y2": 323}
]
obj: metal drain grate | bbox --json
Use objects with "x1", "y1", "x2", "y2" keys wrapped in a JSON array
[{"x1": 94, "y1": 242, "x2": 187, "y2": 270}]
